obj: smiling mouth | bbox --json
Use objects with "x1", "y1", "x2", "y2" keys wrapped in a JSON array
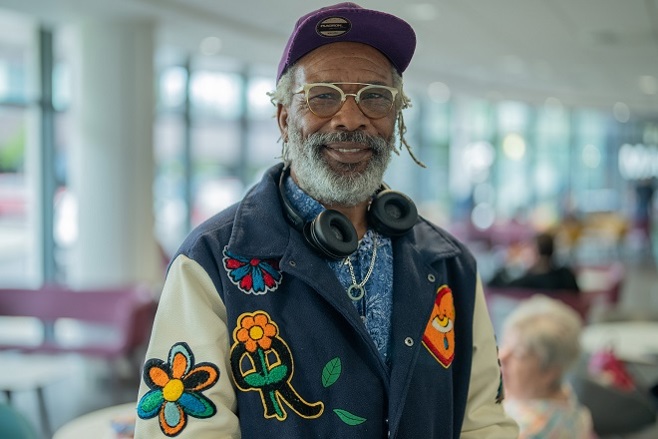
[
  {"x1": 330, "y1": 147, "x2": 368, "y2": 153},
  {"x1": 323, "y1": 144, "x2": 372, "y2": 165},
  {"x1": 326, "y1": 141, "x2": 371, "y2": 152}
]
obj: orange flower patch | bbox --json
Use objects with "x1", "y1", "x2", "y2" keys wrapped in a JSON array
[{"x1": 236, "y1": 312, "x2": 278, "y2": 352}]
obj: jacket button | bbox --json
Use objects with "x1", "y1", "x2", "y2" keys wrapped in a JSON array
[
  {"x1": 427, "y1": 274, "x2": 435, "y2": 282},
  {"x1": 404, "y1": 337, "x2": 414, "y2": 347},
  {"x1": 289, "y1": 260, "x2": 296, "y2": 267}
]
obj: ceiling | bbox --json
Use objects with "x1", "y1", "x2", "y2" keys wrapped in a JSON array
[{"x1": 2, "y1": 0, "x2": 658, "y2": 118}]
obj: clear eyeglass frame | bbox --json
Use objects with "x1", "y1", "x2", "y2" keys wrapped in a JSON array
[{"x1": 293, "y1": 82, "x2": 399, "y2": 119}]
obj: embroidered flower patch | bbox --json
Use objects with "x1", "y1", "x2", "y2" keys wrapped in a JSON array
[
  {"x1": 235, "y1": 312, "x2": 278, "y2": 353},
  {"x1": 137, "y1": 342, "x2": 219, "y2": 436},
  {"x1": 223, "y1": 247, "x2": 282, "y2": 295},
  {"x1": 230, "y1": 311, "x2": 324, "y2": 421}
]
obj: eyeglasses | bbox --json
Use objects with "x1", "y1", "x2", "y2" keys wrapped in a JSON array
[{"x1": 294, "y1": 82, "x2": 399, "y2": 119}]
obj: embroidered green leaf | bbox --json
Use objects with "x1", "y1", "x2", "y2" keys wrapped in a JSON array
[
  {"x1": 321, "y1": 357, "x2": 342, "y2": 388},
  {"x1": 244, "y1": 372, "x2": 266, "y2": 387},
  {"x1": 266, "y1": 364, "x2": 288, "y2": 384},
  {"x1": 243, "y1": 365, "x2": 289, "y2": 388},
  {"x1": 333, "y1": 408, "x2": 366, "y2": 425}
]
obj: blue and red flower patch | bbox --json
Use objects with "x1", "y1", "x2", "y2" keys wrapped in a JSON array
[{"x1": 223, "y1": 247, "x2": 282, "y2": 295}]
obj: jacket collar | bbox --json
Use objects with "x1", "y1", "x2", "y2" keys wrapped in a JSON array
[{"x1": 226, "y1": 163, "x2": 291, "y2": 259}]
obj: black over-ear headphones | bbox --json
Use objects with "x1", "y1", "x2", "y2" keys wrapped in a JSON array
[{"x1": 278, "y1": 166, "x2": 418, "y2": 259}]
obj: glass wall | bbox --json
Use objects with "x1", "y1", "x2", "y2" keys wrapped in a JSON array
[
  {"x1": 154, "y1": 58, "x2": 280, "y2": 256},
  {"x1": 0, "y1": 11, "x2": 35, "y2": 285}
]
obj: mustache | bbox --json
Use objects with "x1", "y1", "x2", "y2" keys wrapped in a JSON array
[{"x1": 304, "y1": 131, "x2": 391, "y2": 153}]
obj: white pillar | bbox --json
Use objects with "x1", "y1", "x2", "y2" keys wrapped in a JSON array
[
  {"x1": 24, "y1": 23, "x2": 43, "y2": 287},
  {"x1": 68, "y1": 18, "x2": 160, "y2": 288}
]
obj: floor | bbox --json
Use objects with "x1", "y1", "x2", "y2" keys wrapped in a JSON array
[{"x1": 3, "y1": 245, "x2": 658, "y2": 438}]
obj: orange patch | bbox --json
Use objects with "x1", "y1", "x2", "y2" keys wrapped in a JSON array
[{"x1": 421, "y1": 285, "x2": 455, "y2": 368}]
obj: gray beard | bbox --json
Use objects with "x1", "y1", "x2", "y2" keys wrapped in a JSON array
[{"x1": 285, "y1": 128, "x2": 394, "y2": 206}]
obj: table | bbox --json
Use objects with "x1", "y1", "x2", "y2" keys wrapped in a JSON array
[
  {"x1": 53, "y1": 402, "x2": 136, "y2": 439},
  {"x1": 581, "y1": 321, "x2": 658, "y2": 364},
  {"x1": 0, "y1": 353, "x2": 73, "y2": 437}
]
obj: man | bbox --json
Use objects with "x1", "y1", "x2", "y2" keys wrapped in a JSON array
[
  {"x1": 134, "y1": 3, "x2": 518, "y2": 438},
  {"x1": 490, "y1": 232, "x2": 580, "y2": 292}
]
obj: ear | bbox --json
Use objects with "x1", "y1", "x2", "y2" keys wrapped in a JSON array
[{"x1": 277, "y1": 103, "x2": 289, "y2": 143}]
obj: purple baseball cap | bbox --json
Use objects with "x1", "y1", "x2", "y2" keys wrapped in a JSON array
[{"x1": 277, "y1": 2, "x2": 416, "y2": 82}]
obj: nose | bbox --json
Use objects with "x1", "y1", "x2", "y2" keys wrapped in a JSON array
[{"x1": 330, "y1": 95, "x2": 369, "y2": 131}]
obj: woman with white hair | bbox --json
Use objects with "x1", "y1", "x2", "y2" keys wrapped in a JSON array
[{"x1": 499, "y1": 295, "x2": 596, "y2": 439}]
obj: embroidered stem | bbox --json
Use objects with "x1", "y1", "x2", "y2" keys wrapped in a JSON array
[
  {"x1": 257, "y1": 348, "x2": 284, "y2": 418},
  {"x1": 257, "y1": 348, "x2": 269, "y2": 375}
]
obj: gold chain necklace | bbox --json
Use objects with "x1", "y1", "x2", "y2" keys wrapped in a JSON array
[{"x1": 344, "y1": 235, "x2": 378, "y2": 301}]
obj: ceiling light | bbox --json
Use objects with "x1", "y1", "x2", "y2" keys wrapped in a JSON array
[
  {"x1": 543, "y1": 97, "x2": 563, "y2": 111},
  {"x1": 200, "y1": 36, "x2": 222, "y2": 56},
  {"x1": 502, "y1": 133, "x2": 526, "y2": 161},
  {"x1": 639, "y1": 75, "x2": 657, "y2": 95},
  {"x1": 613, "y1": 102, "x2": 630, "y2": 123}
]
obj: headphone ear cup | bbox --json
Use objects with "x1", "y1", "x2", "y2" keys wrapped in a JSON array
[
  {"x1": 368, "y1": 190, "x2": 418, "y2": 236},
  {"x1": 304, "y1": 209, "x2": 358, "y2": 259}
]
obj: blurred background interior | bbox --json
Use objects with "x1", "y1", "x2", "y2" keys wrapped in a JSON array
[{"x1": 0, "y1": 0, "x2": 657, "y2": 437}]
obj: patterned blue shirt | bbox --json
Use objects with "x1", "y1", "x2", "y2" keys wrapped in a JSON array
[{"x1": 284, "y1": 175, "x2": 394, "y2": 362}]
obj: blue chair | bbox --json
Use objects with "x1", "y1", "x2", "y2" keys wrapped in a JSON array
[{"x1": 0, "y1": 403, "x2": 39, "y2": 439}]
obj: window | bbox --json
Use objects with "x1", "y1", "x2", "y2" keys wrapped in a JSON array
[{"x1": 0, "y1": 11, "x2": 35, "y2": 285}]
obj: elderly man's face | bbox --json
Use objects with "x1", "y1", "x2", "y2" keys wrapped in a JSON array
[{"x1": 277, "y1": 42, "x2": 398, "y2": 206}]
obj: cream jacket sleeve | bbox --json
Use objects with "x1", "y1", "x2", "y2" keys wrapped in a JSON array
[
  {"x1": 460, "y1": 275, "x2": 519, "y2": 438},
  {"x1": 134, "y1": 255, "x2": 240, "y2": 438}
]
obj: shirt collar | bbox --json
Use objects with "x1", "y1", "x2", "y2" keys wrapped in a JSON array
[{"x1": 282, "y1": 171, "x2": 326, "y2": 224}]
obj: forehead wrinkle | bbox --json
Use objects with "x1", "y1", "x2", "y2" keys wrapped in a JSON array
[
  {"x1": 301, "y1": 68, "x2": 392, "y2": 89},
  {"x1": 294, "y1": 43, "x2": 393, "y2": 86}
]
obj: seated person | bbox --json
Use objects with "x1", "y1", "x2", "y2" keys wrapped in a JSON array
[
  {"x1": 489, "y1": 232, "x2": 580, "y2": 292},
  {"x1": 499, "y1": 295, "x2": 596, "y2": 439}
]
